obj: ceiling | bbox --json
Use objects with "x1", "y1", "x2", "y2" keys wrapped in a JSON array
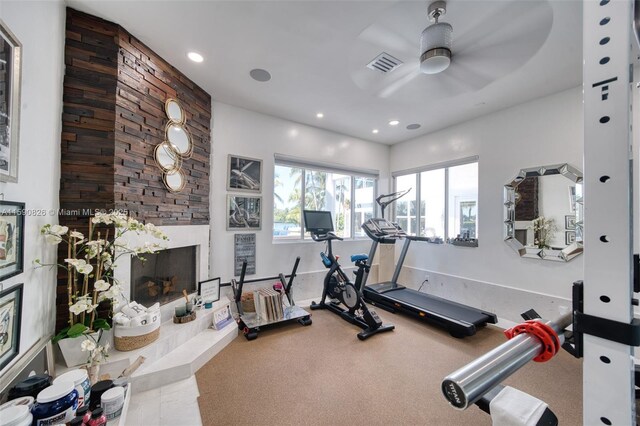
[{"x1": 67, "y1": 0, "x2": 583, "y2": 145}]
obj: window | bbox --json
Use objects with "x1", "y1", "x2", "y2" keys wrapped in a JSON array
[
  {"x1": 353, "y1": 177, "x2": 376, "y2": 238},
  {"x1": 395, "y1": 174, "x2": 417, "y2": 235},
  {"x1": 273, "y1": 157, "x2": 377, "y2": 240},
  {"x1": 393, "y1": 158, "x2": 478, "y2": 243}
]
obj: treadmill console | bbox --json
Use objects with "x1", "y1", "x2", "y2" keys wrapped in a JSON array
[{"x1": 362, "y1": 218, "x2": 406, "y2": 242}]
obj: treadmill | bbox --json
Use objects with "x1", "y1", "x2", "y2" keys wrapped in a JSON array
[{"x1": 361, "y1": 217, "x2": 497, "y2": 338}]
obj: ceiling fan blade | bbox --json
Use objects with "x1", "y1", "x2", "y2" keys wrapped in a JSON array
[
  {"x1": 453, "y1": 1, "x2": 552, "y2": 67},
  {"x1": 358, "y1": 23, "x2": 416, "y2": 58},
  {"x1": 377, "y1": 66, "x2": 422, "y2": 99},
  {"x1": 452, "y1": 1, "x2": 549, "y2": 54}
]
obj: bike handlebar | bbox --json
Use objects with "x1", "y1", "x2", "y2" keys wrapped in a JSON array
[{"x1": 310, "y1": 231, "x2": 343, "y2": 242}]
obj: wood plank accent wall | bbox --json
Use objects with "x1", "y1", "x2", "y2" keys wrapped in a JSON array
[
  {"x1": 114, "y1": 28, "x2": 211, "y2": 224},
  {"x1": 58, "y1": 8, "x2": 211, "y2": 329}
]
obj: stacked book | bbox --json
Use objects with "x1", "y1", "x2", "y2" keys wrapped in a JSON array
[{"x1": 253, "y1": 287, "x2": 284, "y2": 322}]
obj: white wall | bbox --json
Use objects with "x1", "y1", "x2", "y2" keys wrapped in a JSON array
[
  {"x1": 210, "y1": 102, "x2": 390, "y2": 298},
  {"x1": 389, "y1": 87, "x2": 583, "y2": 319},
  {"x1": 0, "y1": 1, "x2": 65, "y2": 373}
]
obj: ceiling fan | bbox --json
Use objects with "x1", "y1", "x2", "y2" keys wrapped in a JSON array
[
  {"x1": 419, "y1": 1, "x2": 453, "y2": 75},
  {"x1": 351, "y1": 0, "x2": 554, "y2": 101}
]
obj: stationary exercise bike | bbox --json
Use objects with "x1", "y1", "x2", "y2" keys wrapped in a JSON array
[{"x1": 304, "y1": 210, "x2": 394, "y2": 340}]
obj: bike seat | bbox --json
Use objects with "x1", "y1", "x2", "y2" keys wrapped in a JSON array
[{"x1": 350, "y1": 254, "x2": 368, "y2": 263}]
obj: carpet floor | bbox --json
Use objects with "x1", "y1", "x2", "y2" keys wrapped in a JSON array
[{"x1": 196, "y1": 308, "x2": 582, "y2": 426}]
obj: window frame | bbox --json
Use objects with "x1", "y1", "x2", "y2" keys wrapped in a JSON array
[
  {"x1": 392, "y1": 156, "x2": 478, "y2": 244},
  {"x1": 273, "y1": 155, "x2": 379, "y2": 241}
]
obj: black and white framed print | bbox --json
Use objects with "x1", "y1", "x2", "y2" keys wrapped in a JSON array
[
  {"x1": 227, "y1": 155, "x2": 262, "y2": 192},
  {"x1": 198, "y1": 277, "x2": 221, "y2": 303},
  {"x1": 227, "y1": 195, "x2": 261, "y2": 231},
  {"x1": 0, "y1": 20, "x2": 22, "y2": 183},
  {"x1": 0, "y1": 201, "x2": 24, "y2": 281},
  {"x1": 0, "y1": 283, "x2": 22, "y2": 371}
]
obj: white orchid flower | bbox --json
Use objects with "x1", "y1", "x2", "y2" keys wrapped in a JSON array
[
  {"x1": 94, "y1": 279, "x2": 110, "y2": 292},
  {"x1": 65, "y1": 258, "x2": 80, "y2": 267},
  {"x1": 50, "y1": 225, "x2": 69, "y2": 235},
  {"x1": 92, "y1": 212, "x2": 113, "y2": 225},
  {"x1": 76, "y1": 262, "x2": 93, "y2": 275},
  {"x1": 103, "y1": 259, "x2": 113, "y2": 271},
  {"x1": 44, "y1": 234, "x2": 63, "y2": 244},
  {"x1": 112, "y1": 214, "x2": 129, "y2": 228},
  {"x1": 81, "y1": 339, "x2": 96, "y2": 352},
  {"x1": 66, "y1": 259, "x2": 93, "y2": 275},
  {"x1": 70, "y1": 231, "x2": 84, "y2": 239},
  {"x1": 69, "y1": 300, "x2": 89, "y2": 315}
]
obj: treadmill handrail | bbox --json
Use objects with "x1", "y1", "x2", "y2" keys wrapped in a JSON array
[{"x1": 407, "y1": 235, "x2": 432, "y2": 242}]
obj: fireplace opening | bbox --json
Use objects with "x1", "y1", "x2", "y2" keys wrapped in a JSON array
[{"x1": 130, "y1": 245, "x2": 197, "y2": 307}]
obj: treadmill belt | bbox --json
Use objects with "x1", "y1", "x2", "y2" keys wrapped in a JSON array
[{"x1": 383, "y1": 288, "x2": 490, "y2": 325}]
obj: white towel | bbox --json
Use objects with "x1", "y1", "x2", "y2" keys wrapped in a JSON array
[{"x1": 490, "y1": 386, "x2": 548, "y2": 426}]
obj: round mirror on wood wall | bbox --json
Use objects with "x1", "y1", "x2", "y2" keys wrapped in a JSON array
[
  {"x1": 155, "y1": 97, "x2": 192, "y2": 193},
  {"x1": 154, "y1": 141, "x2": 182, "y2": 173},
  {"x1": 165, "y1": 98, "x2": 185, "y2": 124},
  {"x1": 165, "y1": 123, "x2": 192, "y2": 158},
  {"x1": 163, "y1": 169, "x2": 186, "y2": 193}
]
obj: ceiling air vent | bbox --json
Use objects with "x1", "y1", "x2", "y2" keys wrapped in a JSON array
[{"x1": 366, "y1": 52, "x2": 403, "y2": 73}]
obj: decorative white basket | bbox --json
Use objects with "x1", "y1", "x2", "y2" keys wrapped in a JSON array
[{"x1": 114, "y1": 311, "x2": 161, "y2": 352}]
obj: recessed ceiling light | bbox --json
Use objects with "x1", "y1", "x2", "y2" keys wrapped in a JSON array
[
  {"x1": 250, "y1": 68, "x2": 271, "y2": 82},
  {"x1": 389, "y1": 120, "x2": 400, "y2": 126},
  {"x1": 316, "y1": 113, "x2": 324, "y2": 118},
  {"x1": 406, "y1": 123, "x2": 421, "y2": 130},
  {"x1": 187, "y1": 52, "x2": 204, "y2": 63},
  {"x1": 372, "y1": 129, "x2": 379, "y2": 134}
]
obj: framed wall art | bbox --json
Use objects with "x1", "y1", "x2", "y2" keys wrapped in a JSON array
[
  {"x1": 0, "y1": 20, "x2": 22, "y2": 183},
  {"x1": 227, "y1": 155, "x2": 262, "y2": 192},
  {"x1": 198, "y1": 277, "x2": 221, "y2": 303},
  {"x1": 234, "y1": 233, "x2": 256, "y2": 276},
  {"x1": 0, "y1": 283, "x2": 22, "y2": 371},
  {"x1": 227, "y1": 195, "x2": 261, "y2": 231},
  {"x1": 0, "y1": 201, "x2": 24, "y2": 281}
]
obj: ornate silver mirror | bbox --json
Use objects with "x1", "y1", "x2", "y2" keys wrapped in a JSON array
[
  {"x1": 153, "y1": 141, "x2": 182, "y2": 173},
  {"x1": 163, "y1": 169, "x2": 186, "y2": 193},
  {"x1": 165, "y1": 123, "x2": 192, "y2": 158},
  {"x1": 164, "y1": 98, "x2": 185, "y2": 124},
  {"x1": 504, "y1": 163, "x2": 583, "y2": 262}
]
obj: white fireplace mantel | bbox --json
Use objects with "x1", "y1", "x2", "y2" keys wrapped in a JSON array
[{"x1": 113, "y1": 224, "x2": 210, "y2": 320}]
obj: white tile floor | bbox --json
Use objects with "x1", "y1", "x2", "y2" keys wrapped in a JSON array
[{"x1": 124, "y1": 376, "x2": 202, "y2": 426}]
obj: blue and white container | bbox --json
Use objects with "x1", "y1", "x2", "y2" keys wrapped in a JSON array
[
  {"x1": 31, "y1": 381, "x2": 78, "y2": 426},
  {"x1": 53, "y1": 369, "x2": 91, "y2": 408}
]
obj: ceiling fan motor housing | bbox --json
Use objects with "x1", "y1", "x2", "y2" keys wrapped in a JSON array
[{"x1": 420, "y1": 22, "x2": 453, "y2": 74}]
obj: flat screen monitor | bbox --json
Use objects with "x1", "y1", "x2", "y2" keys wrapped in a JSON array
[{"x1": 303, "y1": 210, "x2": 334, "y2": 235}]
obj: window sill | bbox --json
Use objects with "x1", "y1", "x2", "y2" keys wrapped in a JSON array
[
  {"x1": 448, "y1": 238, "x2": 479, "y2": 247},
  {"x1": 272, "y1": 237, "x2": 371, "y2": 245}
]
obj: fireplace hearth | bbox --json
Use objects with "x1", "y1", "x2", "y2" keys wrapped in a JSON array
[{"x1": 131, "y1": 246, "x2": 197, "y2": 307}]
